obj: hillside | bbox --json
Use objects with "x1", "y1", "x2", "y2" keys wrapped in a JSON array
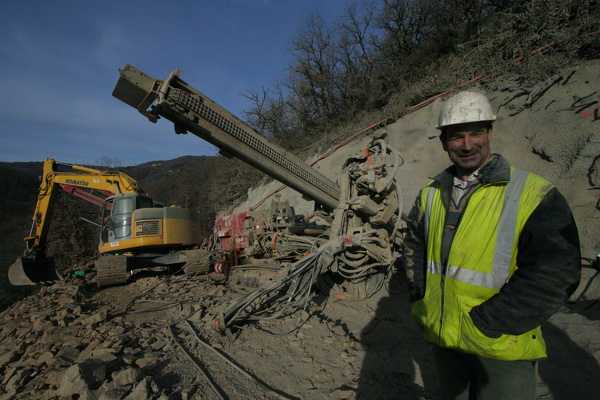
[{"x1": 0, "y1": 59, "x2": 598, "y2": 400}]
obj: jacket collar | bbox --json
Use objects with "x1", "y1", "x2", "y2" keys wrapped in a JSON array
[{"x1": 431, "y1": 154, "x2": 511, "y2": 189}]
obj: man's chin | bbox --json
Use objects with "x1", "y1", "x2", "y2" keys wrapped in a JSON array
[
  {"x1": 455, "y1": 158, "x2": 482, "y2": 174},
  {"x1": 454, "y1": 156, "x2": 475, "y2": 163}
]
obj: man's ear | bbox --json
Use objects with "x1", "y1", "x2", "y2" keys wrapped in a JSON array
[{"x1": 439, "y1": 133, "x2": 448, "y2": 152}]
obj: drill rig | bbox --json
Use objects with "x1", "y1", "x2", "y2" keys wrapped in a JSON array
[{"x1": 113, "y1": 65, "x2": 403, "y2": 329}]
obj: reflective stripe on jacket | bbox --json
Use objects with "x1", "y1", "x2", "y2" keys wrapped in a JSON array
[{"x1": 411, "y1": 167, "x2": 554, "y2": 360}]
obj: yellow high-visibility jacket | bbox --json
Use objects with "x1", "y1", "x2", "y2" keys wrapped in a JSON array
[{"x1": 406, "y1": 155, "x2": 580, "y2": 361}]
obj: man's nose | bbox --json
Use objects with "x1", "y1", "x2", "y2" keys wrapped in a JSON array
[{"x1": 461, "y1": 136, "x2": 473, "y2": 150}]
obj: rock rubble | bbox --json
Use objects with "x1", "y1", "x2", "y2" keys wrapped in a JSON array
[{"x1": 0, "y1": 280, "x2": 195, "y2": 400}]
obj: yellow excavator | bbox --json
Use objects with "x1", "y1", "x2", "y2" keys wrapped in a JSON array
[{"x1": 9, "y1": 158, "x2": 205, "y2": 287}]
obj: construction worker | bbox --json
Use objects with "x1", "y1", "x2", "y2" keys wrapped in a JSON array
[{"x1": 402, "y1": 91, "x2": 581, "y2": 400}]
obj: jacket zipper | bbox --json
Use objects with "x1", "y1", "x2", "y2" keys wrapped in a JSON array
[
  {"x1": 436, "y1": 180, "x2": 496, "y2": 344},
  {"x1": 438, "y1": 262, "x2": 447, "y2": 343}
]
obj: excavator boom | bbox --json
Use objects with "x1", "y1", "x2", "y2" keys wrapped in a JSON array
[{"x1": 112, "y1": 65, "x2": 340, "y2": 210}]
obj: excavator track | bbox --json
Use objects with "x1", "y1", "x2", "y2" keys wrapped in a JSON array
[{"x1": 95, "y1": 255, "x2": 130, "y2": 287}]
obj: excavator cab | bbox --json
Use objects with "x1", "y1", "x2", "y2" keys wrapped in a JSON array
[{"x1": 99, "y1": 193, "x2": 154, "y2": 244}]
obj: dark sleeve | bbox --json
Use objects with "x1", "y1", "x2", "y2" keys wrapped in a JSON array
[
  {"x1": 402, "y1": 194, "x2": 428, "y2": 302},
  {"x1": 470, "y1": 188, "x2": 581, "y2": 337}
]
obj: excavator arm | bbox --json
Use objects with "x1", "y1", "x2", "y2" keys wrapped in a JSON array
[{"x1": 112, "y1": 65, "x2": 340, "y2": 210}]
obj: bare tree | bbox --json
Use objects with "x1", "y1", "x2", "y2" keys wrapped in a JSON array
[
  {"x1": 240, "y1": 83, "x2": 292, "y2": 145},
  {"x1": 235, "y1": 0, "x2": 596, "y2": 152},
  {"x1": 336, "y1": 1, "x2": 379, "y2": 109},
  {"x1": 287, "y1": 12, "x2": 342, "y2": 123},
  {"x1": 373, "y1": 0, "x2": 430, "y2": 62}
]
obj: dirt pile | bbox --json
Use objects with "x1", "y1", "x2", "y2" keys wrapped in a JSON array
[{"x1": 0, "y1": 60, "x2": 598, "y2": 400}]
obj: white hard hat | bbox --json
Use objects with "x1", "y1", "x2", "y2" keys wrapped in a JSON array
[{"x1": 436, "y1": 91, "x2": 496, "y2": 130}]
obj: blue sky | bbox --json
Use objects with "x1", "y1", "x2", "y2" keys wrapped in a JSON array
[{"x1": 0, "y1": 0, "x2": 355, "y2": 165}]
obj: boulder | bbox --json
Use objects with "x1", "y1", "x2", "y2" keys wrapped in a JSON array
[
  {"x1": 56, "y1": 358, "x2": 106, "y2": 397},
  {"x1": 113, "y1": 367, "x2": 144, "y2": 386}
]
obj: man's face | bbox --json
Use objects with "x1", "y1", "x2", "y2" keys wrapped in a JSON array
[{"x1": 441, "y1": 122, "x2": 493, "y2": 179}]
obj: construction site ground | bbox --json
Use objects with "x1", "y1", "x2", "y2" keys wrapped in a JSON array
[
  {"x1": 1, "y1": 59, "x2": 599, "y2": 400},
  {"x1": 1, "y1": 265, "x2": 599, "y2": 400}
]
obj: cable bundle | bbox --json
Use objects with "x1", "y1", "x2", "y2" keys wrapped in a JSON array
[{"x1": 219, "y1": 236, "x2": 345, "y2": 334}]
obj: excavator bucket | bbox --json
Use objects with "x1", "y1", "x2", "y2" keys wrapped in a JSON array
[{"x1": 8, "y1": 256, "x2": 62, "y2": 286}]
